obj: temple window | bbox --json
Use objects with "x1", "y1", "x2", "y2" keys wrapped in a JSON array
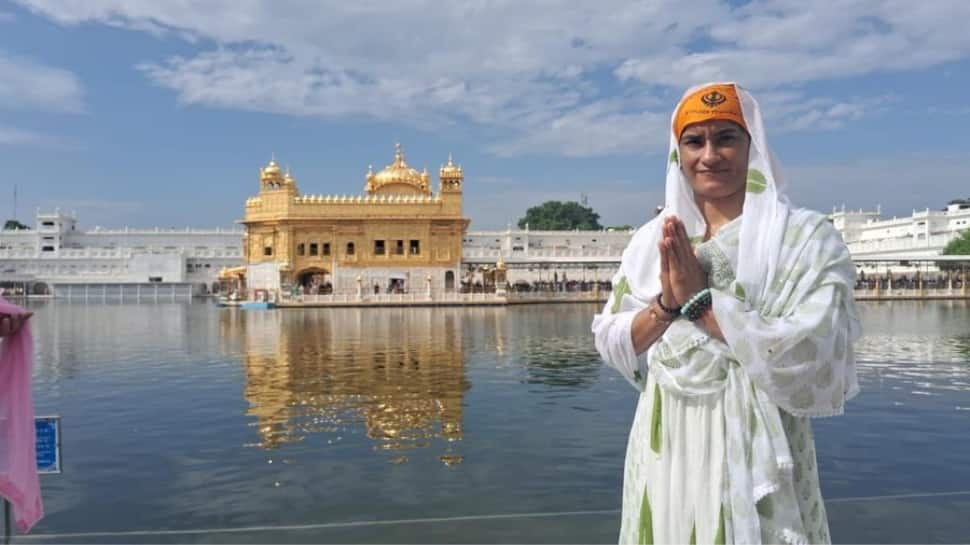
[
  {"x1": 309, "y1": 243, "x2": 319, "y2": 256},
  {"x1": 395, "y1": 240, "x2": 405, "y2": 255},
  {"x1": 297, "y1": 243, "x2": 305, "y2": 256},
  {"x1": 323, "y1": 243, "x2": 331, "y2": 256},
  {"x1": 374, "y1": 240, "x2": 386, "y2": 255},
  {"x1": 410, "y1": 240, "x2": 420, "y2": 255},
  {"x1": 346, "y1": 242, "x2": 355, "y2": 255},
  {"x1": 264, "y1": 246, "x2": 273, "y2": 256}
]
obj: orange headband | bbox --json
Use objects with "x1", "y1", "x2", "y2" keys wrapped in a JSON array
[{"x1": 672, "y1": 84, "x2": 747, "y2": 138}]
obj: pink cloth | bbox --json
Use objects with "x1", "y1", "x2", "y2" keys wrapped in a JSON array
[{"x1": 0, "y1": 298, "x2": 44, "y2": 533}]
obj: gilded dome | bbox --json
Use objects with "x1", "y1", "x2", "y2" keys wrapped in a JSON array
[
  {"x1": 366, "y1": 143, "x2": 430, "y2": 195},
  {"x1": 439, "y1": 153, "x2": 462, "y2": 177},
  {"x1": 263, "y1": 158, "x2": 280, "y2": 174}
]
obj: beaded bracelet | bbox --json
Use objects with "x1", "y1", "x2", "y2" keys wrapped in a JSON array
[
  {"x1": 680, "y1": 288, "x2": 712, "y2": 321},
  {"x1": 680, "y1": 287, "x2": 710, "y2": 311},
  {"x1": 655, "y1": 293, "x2": 681, "y2": 315}
]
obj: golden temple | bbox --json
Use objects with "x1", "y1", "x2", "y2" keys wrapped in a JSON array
[{"x1": 240, "y1": 144, "x2": 469, "y2": 296}]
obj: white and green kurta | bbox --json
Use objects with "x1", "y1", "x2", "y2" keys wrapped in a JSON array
[
  {"x1": 592, "y1": 83, "x2": 860, "y2": 545},
  {"x1": 601, "y1": 217, "x2": 834, "y2": 544}
]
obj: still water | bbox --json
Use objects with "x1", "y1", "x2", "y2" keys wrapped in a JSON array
[{"x1": 13, "y1": 301, "x2": 970, "y2": 543}]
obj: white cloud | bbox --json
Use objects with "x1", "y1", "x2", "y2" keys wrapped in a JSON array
[
  {"x1": 0, "y1": 125, "x2": 46, "y2": 145},
  {"x1": 756, "y1": 90, "x2": 895, "y2": 133},
  {"x1": 13, "y1": 0, "x2": 970, "y2": 156},
  {"x1": 785, "y1": 153, "x2": 970, "y2": 217},
  {"x1": 0, "y1": 124, "x2": 72, "y2": 148},
  {"x1": 488, "y1": 100, "x2": 670, "y2": 157},
  {"x1": 618, "y1": 0, "x2": 970, "y2": 88},
  {"x1": 0, "y1": 51, "x2": 85, "y2": 113}
]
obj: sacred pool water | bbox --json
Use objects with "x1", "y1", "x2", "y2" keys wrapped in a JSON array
[{"x1": 14, "y1": 301, "x2": 970, "y2": 543}]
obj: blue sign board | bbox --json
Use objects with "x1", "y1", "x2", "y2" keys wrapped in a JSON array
[{"x1": 35, "y1": 416, "x2": 61, "y2": 474}]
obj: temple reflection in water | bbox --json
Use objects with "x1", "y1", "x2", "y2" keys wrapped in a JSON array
[{"x1": 221, "y1": 307, "x2": 470, "y2": 464}]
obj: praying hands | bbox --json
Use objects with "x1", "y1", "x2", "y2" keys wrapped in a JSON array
[
  {"x1": 658, "y1": 216, "x2": 708, "y2": 308},
  {"x1": 658, "y1": 216, "x2": 725, "y2": 341}
]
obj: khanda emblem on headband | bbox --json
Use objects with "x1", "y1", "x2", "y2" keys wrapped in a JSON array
[{"x1": 701, "y1": 91, "x2": 727, "y2": 108}]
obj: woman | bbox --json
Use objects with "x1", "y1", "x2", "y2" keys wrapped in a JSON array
[{"x1": 592, "y1": 83, "x2": 860, "y2": 544}]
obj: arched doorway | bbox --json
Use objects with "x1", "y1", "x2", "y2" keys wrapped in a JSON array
[
  {"x1": 296, "y1": 267, "x2": 332, "y2": 294},
  {"x1": 445, "y1": 270, "x2": 455, "y2": 292}
]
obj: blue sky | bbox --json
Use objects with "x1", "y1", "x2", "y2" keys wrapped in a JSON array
[{"x1": 2, "y1": 0, "x2": 969, "y2": 230}]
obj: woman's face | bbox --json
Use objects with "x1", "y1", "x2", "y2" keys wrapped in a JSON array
[{"x1": 678, "y1": 120, "x2": 750, "y2": 201}]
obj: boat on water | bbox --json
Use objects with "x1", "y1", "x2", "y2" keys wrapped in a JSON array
[{"x1": 240, "y1": 301, "x2": 276, "y2": 310}]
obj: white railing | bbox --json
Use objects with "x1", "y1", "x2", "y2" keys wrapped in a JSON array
[
  {"x1": 853, "y1": 286, "x2": 968, "y2": 298},
  {"x1": 0, "y1": 248, "x2": 242, "y2": 260},
  {"x1": 507, "y1": 291, "x2": 606, "y2": 302},
  {"x1": 283, "y1": 292, "x2": 507, "y2": 304},
  {"x1": 50, "y1": 282, "x2": 198, "y2": 300},
  {"x1": 0, "y1": 250, "x2": 38, "y2": 258},
  {"x1": 85, "y1": 227, "x2": 243, "y2": 235},
  {"x1": 462, "y1": 247, "x2": 625, "y2": 258},
  {"x1": 275, "y1": 290, "x2": 614, "y2": 305}
]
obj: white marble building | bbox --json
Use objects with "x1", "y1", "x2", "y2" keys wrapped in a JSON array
[
  {"x1": 3, "y1": 199, "x2": 967, "y2": 297},
  {"x1": 830, "y1": 199, "x2": 970, "y2": 260},
  {"x1": 461, "y1": 228, "x2": 632, "y2": 285},
  {"x1": 0, "y1": 210, "x2": 243, "y2": 294}
]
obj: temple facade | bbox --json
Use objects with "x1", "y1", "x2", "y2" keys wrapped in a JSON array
[{"x1": 241, "y1": 144, "x2": 469, "y2": 296}]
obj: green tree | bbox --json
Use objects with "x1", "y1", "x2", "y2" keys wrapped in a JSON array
[
  {"x1": 3, "y1": 219, "x2": 29, "y2": 230},
  {"x1": 938, "y1": 229, "x2": 970, "y2": 271},
  {"x1": 943, "y1": 230, "x2": 970, "y2": 255},
  {"x1": 517, "y1": 200, "x2": 602, "y2": 230}
]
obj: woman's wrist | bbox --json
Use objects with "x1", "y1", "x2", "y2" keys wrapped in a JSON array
[
  {"x1": 648, "y1": 302, "x2": 676, "y2": 325},
  {"x1": 631, "y1": 301, "x2": 674, "y2": 354},
  {"x1": 694, "y1": 304, "x2": 725, "y2": 341}
]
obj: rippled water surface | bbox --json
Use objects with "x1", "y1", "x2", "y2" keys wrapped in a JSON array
[{"x1": 14, "y1": 300, "x2": 970, "y2": 543}]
